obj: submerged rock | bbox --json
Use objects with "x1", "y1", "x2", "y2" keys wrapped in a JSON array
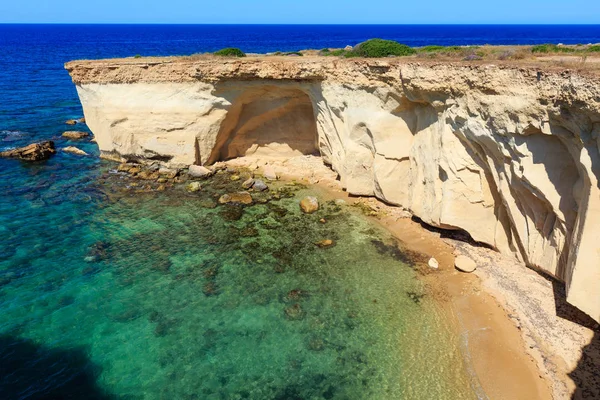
[
  {"x1": 300, "y1": 196, "x2": 319, "y2": 213},
  {"x1": 0, "y1": 141, "x2": 56, "y2": 161},
  {"x1": 218, "y1": 192, "x2": 253, "y2": 205},
  {"x1": 62, "y1": 146, "x2": 88, "y2": 156},
  {"x1": 158, "y1": 167, "x2": 179, "y2": 179},
  {"x1": 77, "y1": 117, "x2": 86, "y2": 124},
  {"x1": 188, "y1": 165, "x2": 213, "y2": 178},
  {"x1": 252, "y1": 179, "x2": 268, "y2": 192},
  {"x1": 455, "y1": 255, "x2": 477, "y2": 273},
  {"x1": 203, "y1": 281, "x2": 219, "y2": 296},
  {"x1": 220, "y1": 204, "x2": 244, "y2": 221},
  {"x1": 241, "y1": 177, "x2": 255, "y2": 189},
  {"x1": 65, "y1": 119, "x2": 77, "y2": 125},
  {"x1": 137, "y1": 170, "x2": 160, "y2": 180},
  {"x1": 198, "y1": 198, "x2": 217, "y2": 208},
  {"x1": 315, "y1": 239, "x2": 335, "y2": 248},
  {"x1": 284, "y1": 303, "x2": 305, "y2": 320},
  {"x1": 285, "y1": 289, "x2": 309, "y2": 302},
  {"x1": 62, "y1": 131, "x2": 89, "y2": 140},
  {"x1": 307, "y1": 337, "x2": 326, "y2": 351},
  {"x1": 117, "y1": 163, "x2": 139, "y2": 173},
  {"x1": 187, "y1": 182, "x2": 202, "y2": 192}
]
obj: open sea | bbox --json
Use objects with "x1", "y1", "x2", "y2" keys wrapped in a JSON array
[{"x1": 1, "y1": 24, "x2": 600, "y2": 400}]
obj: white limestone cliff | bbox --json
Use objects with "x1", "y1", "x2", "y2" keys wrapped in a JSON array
[{"x1": 66, "y1": 57, "x2": 600, "y2": 322}]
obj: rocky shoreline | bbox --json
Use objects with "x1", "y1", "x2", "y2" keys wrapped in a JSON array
[
  {"x1": 66, "y1": 57, "x2": 600, "y2": 325},
  {"x1": 84, "y1": 152, "x2": 600, "y2": 399}
]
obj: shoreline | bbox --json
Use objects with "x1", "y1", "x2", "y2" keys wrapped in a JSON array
[
  {"x1": 103, "y1": 152, "x2": 600, "y2": 398},
  {"x1": 312, "y1": 184, "x2": 555, "y2": 400},
  {"x1": 223, "y1": 154, "x2": 599, "y2": 400}
]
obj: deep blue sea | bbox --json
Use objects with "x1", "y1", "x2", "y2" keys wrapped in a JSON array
[{"x1": 1, "y1": 24, "x2": 599, "y2": 399}]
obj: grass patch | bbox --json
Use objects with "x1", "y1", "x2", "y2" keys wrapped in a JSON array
[
  {"x1": 531, "y1": 44, "x2": 576, "y2": 54},
  {"x1": 214, "y1": 48, "x2": 246, "y2": 57},
  {"x1": 418, "y1": 45, "x2": 463, "y2": 53},
  {"x1": 588, "y1": 45, "x2": 600, "y2": 52}
]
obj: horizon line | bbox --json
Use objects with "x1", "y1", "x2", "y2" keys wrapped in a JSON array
[{"x1": 1, "y1": 22, "x2": 600, "y2": 26}]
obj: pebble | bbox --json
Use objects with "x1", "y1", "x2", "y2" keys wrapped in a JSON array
[{"x1": 428, "y1": 257, "x2": 439, "y2": 269}]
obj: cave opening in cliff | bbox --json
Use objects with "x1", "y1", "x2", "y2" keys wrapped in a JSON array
[{"x1": 206, "y1": 86, "x2": 319, "y2": 164}]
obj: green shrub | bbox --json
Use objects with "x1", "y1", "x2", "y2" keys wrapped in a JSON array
[
  {"x1": 420, "y1": 45, "x2": 446, "y2": 52},
  {"x1": 214, "y1": 47, "x2": 246, "y2": 57},
  {"x1": 134, "y1": 54, "x2": 142, "y2": 58},
  {"x1": 531, "y1": 44, "x2": 576, "y2": 54},
  {"x1": 587, "y1": 45, "x2": 600, "y2": 52},
  {"x1": 284, "y1": 51, "x2": 303, "y2": 56},
  {"x1": 418, "y1": 45, "x2": 464, "y2": 53},
  {"x1": 531, "y1": 44, "x2": 552, "y2": 53},
  {"x1": 351, "y1": 39, "x2": 416, "y2": 58}
]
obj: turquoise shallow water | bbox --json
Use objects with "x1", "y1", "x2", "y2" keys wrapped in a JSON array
[{"x1": 0, "y1": 158, "x2": 477, "y2": 399}]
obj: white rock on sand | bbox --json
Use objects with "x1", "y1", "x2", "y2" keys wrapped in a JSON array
[
  {"x1": 428, "y1": 257, "x2": 439, "y2": 269},
  {"x1": 188, "y1": 165, "x2": 213, "y2": 178},
  {"x1": 455, "y1": 255, "x2": 477, "y2": 273}
]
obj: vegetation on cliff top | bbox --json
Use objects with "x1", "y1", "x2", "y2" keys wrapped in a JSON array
[
  {"x1": 352, "y1": 39, "x2": 417, "y2": 57},
  {"x1": 320, "y1": 39, "x2": 416, "y2": 58},
  {"x1": 214, "y1": 47, "x2": 246, "y2": 57}
]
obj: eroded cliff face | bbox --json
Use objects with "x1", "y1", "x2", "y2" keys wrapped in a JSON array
[{"x1": 66, "y1": 57, "x2": 600, "y2": 322}]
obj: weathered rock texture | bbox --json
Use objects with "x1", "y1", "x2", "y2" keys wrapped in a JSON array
[
  {"x1": 0, "y1": 141, "x2": 56, "y2": 161},
  {"x1": 66, "y1": 57, "x2": 600, "y2": 322}
]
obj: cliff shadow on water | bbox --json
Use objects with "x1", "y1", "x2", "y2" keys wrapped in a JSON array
[{"x1": 0, "y1": 335, "x2": 111, "y2": 400}]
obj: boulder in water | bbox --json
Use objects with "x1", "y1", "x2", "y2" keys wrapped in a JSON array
[
  {"x1": 62, "y1": 146, "x2": 88, "y2": 156},
  {"x1": 186, "y1": 182, "x2": 202, "y2": 192},
  {"x1": 0, "y1": 141, "x2": 56, "y2": 161},
  {"x1": 65, "y1": 119, "x2": 77, "y2": 125},
  {"x1": 252, "y1": 179, "x2": 268, "y2": 192},
  {"x1": 241, "y1": 177, "x2": 255, "y2": 189},
  {"x1": 300, "y1": 196, "x2": 319, "y2": 213},
  {"x1": 218, "y1": 192, "x2": 253, "y2": 205},
  {"x1": 284, "y1": 303, "x2": 305, "y2": 320},
  {"x1": 62, "y1": 131, "x2": 89, "y2": 140},
  {"x1": 188, "y1": 165, "x2": 213, "y2": 178},
  {"x1": 158, "y1": 167, "x2": 179, "y2": 179}
]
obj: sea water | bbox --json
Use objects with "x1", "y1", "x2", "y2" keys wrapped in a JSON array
[
  {"x1": 6, "y1": 23, "x2": 595, "y2": 399},
  {"x1": 0, "y1": 161, "x2": 477, "y2": 399}
]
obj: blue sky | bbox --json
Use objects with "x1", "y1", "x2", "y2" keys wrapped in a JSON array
[{"x1": 1, "y1": 0, "x2": 599, "y2": 24}]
